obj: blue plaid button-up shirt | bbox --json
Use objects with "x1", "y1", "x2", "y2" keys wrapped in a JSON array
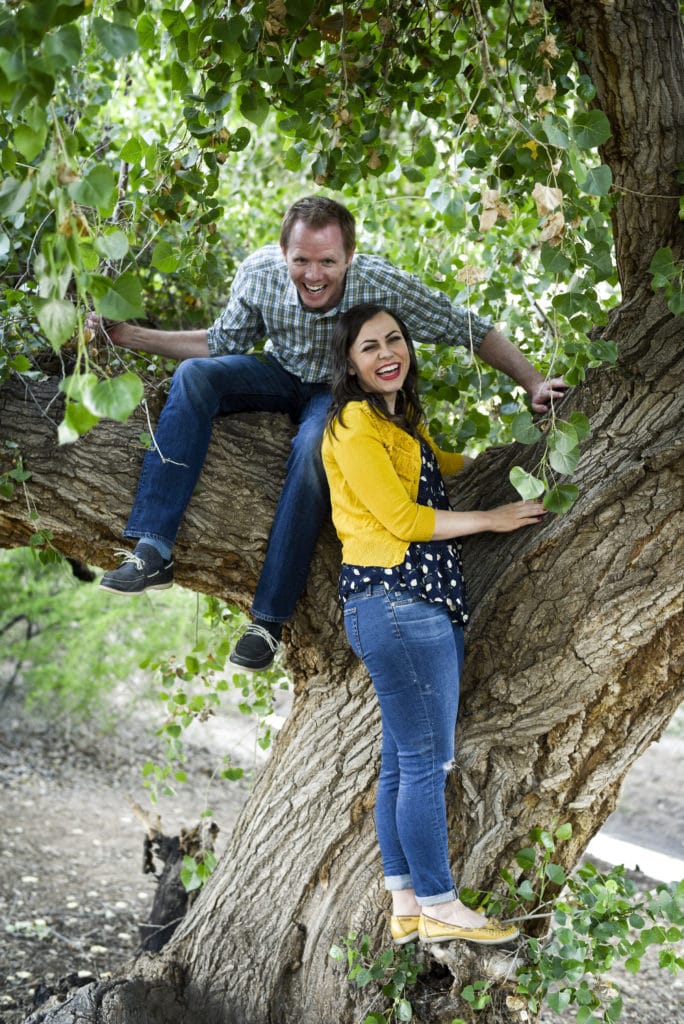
[{"x1": 207, "y1": 245, "x2": 492, "y2": 384}]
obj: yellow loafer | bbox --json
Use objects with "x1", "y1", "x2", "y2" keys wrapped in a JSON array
[
  {"x1": 418, "y1": 913, "x2": 519, "y2": 945},
  {"x1": 390, "y1": 915, "x2": 420, "y2": 944}
]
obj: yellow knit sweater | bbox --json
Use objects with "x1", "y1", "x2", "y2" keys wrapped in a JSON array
[{"x1": 321, "y1": 401, "x2": 465, "y2": 568}]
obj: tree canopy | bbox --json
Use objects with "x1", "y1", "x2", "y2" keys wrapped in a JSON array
[{"x1": 5, "y1": 0, "x2": 679, "y2": 515}]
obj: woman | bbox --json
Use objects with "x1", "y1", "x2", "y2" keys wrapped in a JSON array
[{"x1": 321, "y1": 303, "x2": 547, "y2": 946}]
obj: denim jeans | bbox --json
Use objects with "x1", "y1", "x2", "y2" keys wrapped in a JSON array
[
  {"x1": 343, "y1": 583, "x2": 464, "y2": 905},
  {"x1": 124, "y1": 353, "x2": 331, "y2": 622}
]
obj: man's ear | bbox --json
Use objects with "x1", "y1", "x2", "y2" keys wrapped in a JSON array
[{"x1": 345, "y1": 246, "x2": 356, "y2": 266}]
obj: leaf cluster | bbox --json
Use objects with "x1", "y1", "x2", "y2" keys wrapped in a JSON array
[
  {"x1": 140, "y1": 596, "x2": 290, "y2": 804},
  {"x1": 331, "y1": 823, "x2": 683, "y2": 1023}
]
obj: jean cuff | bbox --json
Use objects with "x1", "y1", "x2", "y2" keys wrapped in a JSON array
[
  {"x1": 416, "y1": 887, "x2": 458, "y2": 907},
  {"x1": 124, "y1": 528, "x2": 174, "y2": 548},
  {"x1": 250, "y1": 608, "x2": 289, "y2": 624},
  {"x1": 384, "y1": 874, "x2": 413, "y2": 892}
]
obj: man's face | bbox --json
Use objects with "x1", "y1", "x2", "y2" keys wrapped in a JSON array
[{"x1": 282, "y1": 221, "x2": 355, "y2": 312}]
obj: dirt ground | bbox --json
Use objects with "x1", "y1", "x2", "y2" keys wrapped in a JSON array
[{"x1": 0, "y1": 693, "x2": 682, "y2": 1024}]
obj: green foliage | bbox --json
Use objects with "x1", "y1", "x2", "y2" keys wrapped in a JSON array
[
  {"x1": 0, "y1": 0, "x2": 634, "y2": 508},
  {"x1": 648, "y1": 246, "x2": 684, "y2": 316},
  {"x1": 140, "y1": 596, "x2": 290, "y2": 802},
  {"x1": 332, "y1": 825, "x2": 683, "y2": 1023},
  {"x1": 0, "y1": 546, "x2": 212, "y2": 715},
  {"x1": 329, "y1": 931, "x2": 424, "y2": 1023},
  {"x1": 180, "y1": 849, "x2": 218, "y2": 894}
]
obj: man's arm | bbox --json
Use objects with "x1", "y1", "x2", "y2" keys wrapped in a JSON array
[
  {"x1": 478, "y1": 327, "x2": 567, "y2": 414},
  {"x1": 86, "y1": 314, "x2": 210, "y2": 360}
]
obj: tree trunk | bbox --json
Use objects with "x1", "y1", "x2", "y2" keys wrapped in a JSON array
[{"x1": 1, "y1": 2, "x2": 682, "y2": 1022}]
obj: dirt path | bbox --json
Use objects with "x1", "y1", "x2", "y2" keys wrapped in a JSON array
[{"x1": 1, "y1": 697, "x2": 682, "y2": 1023}]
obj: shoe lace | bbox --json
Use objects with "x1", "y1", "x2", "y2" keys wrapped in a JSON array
[
  {"x1": 242, "y1": 624, "x2": 280, "y2": 653},
  {"x1": 113, "y1": 548, "x2": 144, "y2": 570}
]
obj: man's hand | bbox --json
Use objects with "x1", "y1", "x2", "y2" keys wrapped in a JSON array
[
  {"x1": 85, "y1": 312, "x2": 132, "y2": 348},
  {"x1": 84, "y1": 312, "x2": 210, "y2": 359},
  {"x1": 478, "y1": 329, "x2": 569, "y2": 415},
  {"x1": 528, "y1": 376, "x2": 568, "y2": 415}
]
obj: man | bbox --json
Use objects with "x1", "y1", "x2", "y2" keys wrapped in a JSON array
[{"x1": 93, "y1": 196, "x2": 566, "y2": 672}]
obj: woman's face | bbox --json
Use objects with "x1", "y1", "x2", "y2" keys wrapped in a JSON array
[{"x1": 347, "y1": 312, "x2": 411, "y2": 413}]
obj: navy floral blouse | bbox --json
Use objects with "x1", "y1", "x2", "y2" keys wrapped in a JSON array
[{"x1": 338, "y1": 438, "x2": 468, "y2": 626}]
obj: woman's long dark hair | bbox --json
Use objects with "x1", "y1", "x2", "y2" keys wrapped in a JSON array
[{"x1": 326, "y1": 303, "x2": 425, "y2": 437}]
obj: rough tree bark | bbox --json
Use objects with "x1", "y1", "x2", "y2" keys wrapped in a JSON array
[{"x1": 0, "y1": 1, "x2": 681, "y2": 1022}]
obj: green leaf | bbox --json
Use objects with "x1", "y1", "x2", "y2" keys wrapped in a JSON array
[
  {"x1": 95, "y1": 229, "x2": 129, "y2": 261},
  {"x1": 328, "y1": 944, "x2": 344, "y2": 960},
  {"x1": 68, "y1": 164, "x2": 117, "y2": 215},
  {"x1": 10, "y1": 355, "x2": 32, "y2": 372},
  {"x1": 549, "y1": 444, "x2": 579, "y2": 475},
  {"x1": 515, "y1": 846, "x2": 537, "y2": 871},
  {"x1": 92, "y1": 16, "x2": 139, "y2": 58},
  {"x1": 226, "y1": 126, "x2": 251, "y2": 151},
  {"x1": 82, "y1": 372, "x2": 143, "y2": 422},
  {"x1": 542, "y1": 115, "x2": 569, "y2": 149},
  {"x1": 568, "y1": 413, "x2": 591, "y2": 441},
  {"x1": 240, "y1": 85, "x2": 269, "y2": 126},
  {"x1": 509, "y1": 466, "x2": 545, "y2": 500},
  {"x1": 580, "y1": 164, "x2": 612, "y2": 196},
  {"x1": 572, "y1": 110, "x2": 612, "y2": 150},
  {"x1": 648, "y1": 247, "x2": 677, "y2": 286},
  {"x1": 14, "y1": 122, "x2": 47, "y2": 162},
  {"x1": 548, "y1": 421, "x2": 579, "y2": 454},
  {"x1": 666, "y1": 283, "x2": 684, "y2": 316},
  {"x1": 555, "y1": 822, "x2": 573, "y2": 841},
  {"x1": 119, "y1": 136, "x2": 144, "y2": 163},
  {"x1": 511, "y1": 411, "x2": 542, "y2": 444},
  {"x1": 43, "y1": 24, "x2": 82, "y2": 69},
  {"x1": 94, "y1": 272, "x2": 144, "y2": 320},
  {"x1": 541, "y1": 245, "x2": 572, "y2": 274},
  {"x1": 624, "y1": 956, "x2": 641, "y2": 975},
  {"x1": 0, "y1": 176, "x2": 32, "y2": 218},
  {"x1": 545, "y1": 863, "x2": 566, "y2": 885},
  {"x1": 59, "y1": 400, "x2": 99, "y2": 443},
  {"x1": 548, "y1": 990, "x2": 572, "y2": 1013},
  {"x1": 396, "y1": 997, "x2": 413, "y2": 1021},
  {"x1": 151, "y1": 240, "x2": 180, "y2": 273},
  {"x1": 136, "y1": 12, "x2": 158, "y2": 49},
  {"x1": 35, "y1": 297, "x2": 77, "y2": 350},
  {"x1": 543, "y1": 484, "x2": 579, "y2": 514}
]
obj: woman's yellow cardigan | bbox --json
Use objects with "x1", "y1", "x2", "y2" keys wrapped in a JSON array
[{"x1": 321, "y1": 401, "x2": 465, "y2": 568}]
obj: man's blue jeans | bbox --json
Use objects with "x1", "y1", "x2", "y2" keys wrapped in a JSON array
[
  {"x1": 124, "y1": 353, "x2": 331, "y2": 623},
  {"x1": 343, "y1": 583, "x2": 464, "y2": 905}
]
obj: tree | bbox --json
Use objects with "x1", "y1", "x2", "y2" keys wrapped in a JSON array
[{"x1": 0, "y1": 1, "x2": 682, "y2": 1022}]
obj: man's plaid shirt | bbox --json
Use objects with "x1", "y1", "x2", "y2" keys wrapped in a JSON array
[{"x1": 207, "y1": 245, "x2": 492, "y2": 384}]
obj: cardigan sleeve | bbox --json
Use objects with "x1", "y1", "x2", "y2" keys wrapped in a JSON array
[{"x1": 325, "y1": 407, "x2": 437, "y2": 543}]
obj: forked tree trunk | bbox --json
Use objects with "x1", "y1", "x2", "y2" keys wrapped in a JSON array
[{"x1": 0, "y1": 1, "x2": 682, "y2": 1022}]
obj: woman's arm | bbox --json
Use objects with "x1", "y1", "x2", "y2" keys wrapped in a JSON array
[{"x1": 431, "y1": 501, "x2": 546, "y2": 539}]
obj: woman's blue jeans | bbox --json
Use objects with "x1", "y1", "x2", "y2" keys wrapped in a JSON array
[
  {"x1": 343, "y1": 583, "x2": 464, "y2": 905},
  {"x1": 124, "y1": 353, "x2": 331, "y2": 622}
]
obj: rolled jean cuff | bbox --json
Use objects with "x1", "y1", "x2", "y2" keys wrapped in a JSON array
[
  {"x1": 123, "y1": 528, "x2": 174, "y2": 548},
  {"x1": 249, "y1": 607, "x2": 289, "y2": 625},
  {"x1": 384, "y1": 874, "x2": 413, "y2": 892},
  {"x1": 416, "y1": 887, "x2": 458, "y2": 907}
]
